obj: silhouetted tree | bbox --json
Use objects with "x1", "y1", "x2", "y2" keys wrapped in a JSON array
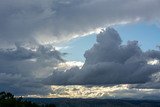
[
  {"x1": 44, "y1": 104, "x2": 56, "y2": 107},
  {"x1": 0, "y1": 92, "x2": 57, "y2": 107}
]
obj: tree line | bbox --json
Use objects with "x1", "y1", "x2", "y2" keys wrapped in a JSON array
[{"x1": 0, "y1": 92, "x2": 56, "y2": 107}]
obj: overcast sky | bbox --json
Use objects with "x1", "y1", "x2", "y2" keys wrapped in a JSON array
[{"x1": 0, "y1": 0, "x2": 160, "y2": 99}]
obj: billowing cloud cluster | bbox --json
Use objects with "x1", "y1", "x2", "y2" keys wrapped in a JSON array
[
  {"x1": 44, "y1": 28, "x2": 160, "y2": 87},
  {"x1": 0, "y1": 0, "x2": 160, "y2": 45},
  {"x1": 0, "y1": 43, "x2": 64, "y2": 95}
]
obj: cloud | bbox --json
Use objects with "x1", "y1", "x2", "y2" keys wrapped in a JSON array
[
  {"x1": 49, "y1": 85, "x2": 160, "y2": 99},
  {"x1": 44, "y1": 28, "x2": 160, "y2": 86},
  {"x1": 57, "y1": 61, "x2": 84, "y2": 70},
  {"x1": 0, "y1": 43, "x2": 65, "y2": 95},
  {"x1": 1, "y1": 0, "x2": 160, "y2": 97},
  {"x1": 0, "y1": 73, "x2": 52, "y2": 96},
  {"x1": 0, "y1": 0, "x2": 160, "y2": 46},
  {"x1": 0, "y1": 43, "x2": 65, "y2": 76},
  {"x1": 49, "y1": 85, "x2": 129, "y2": 98}
]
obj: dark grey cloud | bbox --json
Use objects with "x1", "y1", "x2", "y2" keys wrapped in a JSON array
[
  {"x1": 145, "y1": 50, "x2": 160, "y2": 59},
  {"x1": 0, "y1": 43, "x2": 64, "y2": 95},
  {"x1": 0, "y1": 0, "x2": 160, "y2": 45},
  {"x1": 130, "y1": 71, "x2": 160, "y2": 89},
  {"x1": 0, "y1": 73, "x2": 51, "y2": 96},
  {"x1": 44, "y1": 28, "x2": 160, "y2": 86}
]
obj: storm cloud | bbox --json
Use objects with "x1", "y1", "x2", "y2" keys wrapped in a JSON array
[
  {"x1": 0, "y1": 43, "x2": 64, "y2": 95},
  {"x1": 0, "y1": 0, "x2": 160, "y2": 46},
  {"x1": 44, "y1": 28, "x2": 160, "y2": 86}
]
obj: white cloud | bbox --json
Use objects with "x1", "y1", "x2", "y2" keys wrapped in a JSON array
[
  {"x1": 57, "y1": 61, "x2": 84, "y2": 70},
  {"x1": 147, "y1": 59, "x2": 160, "y2": 65}
]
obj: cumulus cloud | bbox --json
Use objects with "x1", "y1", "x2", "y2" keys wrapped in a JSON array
[
  {"x1": 0, "y1": 43, "x2": 65, "y2": 95},
  {"x1": 0, "y1": 0, "x2": 160, "y2": 45},
  {"x1": 44, "y1": 28, "x2": 160, "y2": 86}
]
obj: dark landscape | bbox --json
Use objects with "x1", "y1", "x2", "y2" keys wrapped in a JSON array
[
  {"x1": 25, "y1": 98, "x2": 160, "y2": 107},
  {"x1": 1, "y1": 91, "x2": 160, "y2": 107}
]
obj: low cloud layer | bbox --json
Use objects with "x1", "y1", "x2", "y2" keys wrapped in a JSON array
[
  {"x1": 44, "y1": 28, "x2": 160, "y2": 86},
  {"x1": 49, "y1": 85, "x2": 160, "y2": 100},
  {"x1": 0, "y1": 0, "x2": 160, "y2": 46}
]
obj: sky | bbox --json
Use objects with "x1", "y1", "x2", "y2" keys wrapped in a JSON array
[
  {"x1": 0, "y1": 0, "x2": 160, "y2": 99},
  {"x1": 61, "y1": 22, "x2": 160, "y2": 62}
]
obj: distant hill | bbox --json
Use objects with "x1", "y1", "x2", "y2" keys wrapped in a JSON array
[{"x1": 25, "y1": 98, "x2": 160, "y2": 107}]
